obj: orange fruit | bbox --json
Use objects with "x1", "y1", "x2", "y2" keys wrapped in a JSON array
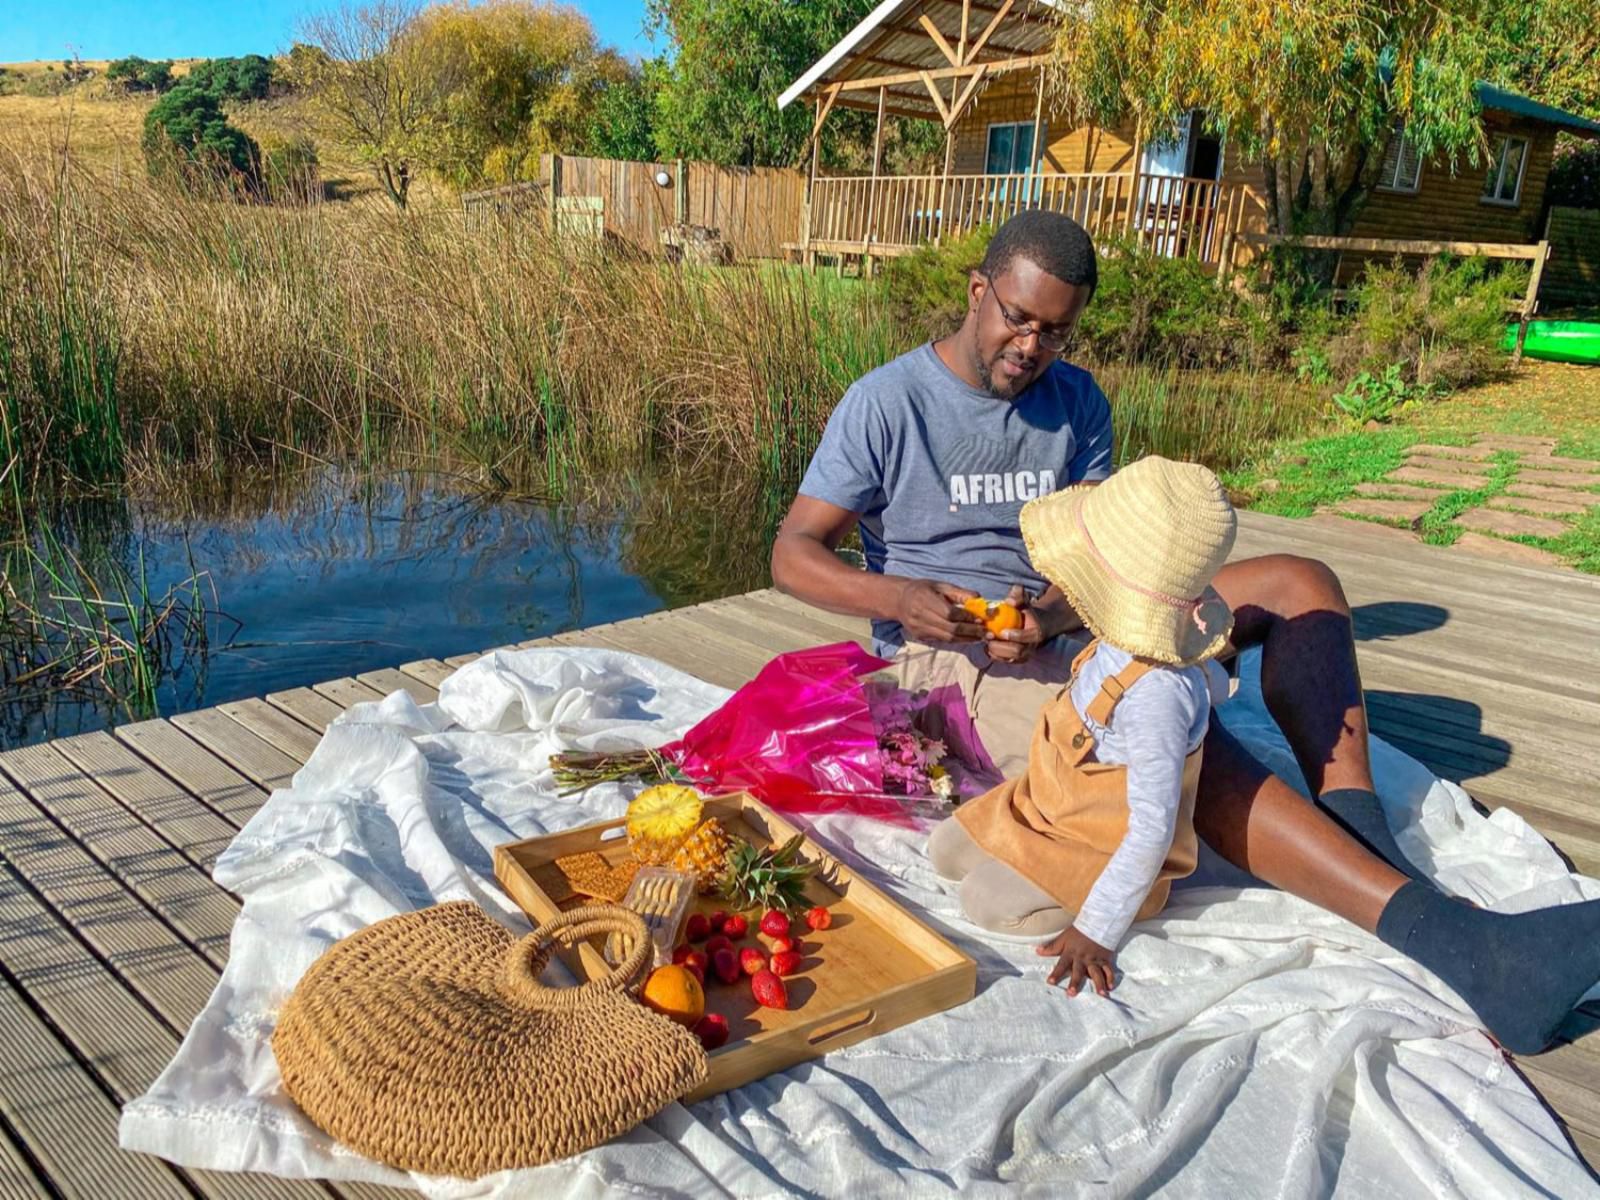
[
  {"x1": 640, "y1": 964, "x2": 706, "y2": 1026},
  {"x1": 963, "y1": 598, "x2": 1023, "y2": 635},
  {"x1": 985, "y1": 602, "x2": 1023, "y2": 635}
]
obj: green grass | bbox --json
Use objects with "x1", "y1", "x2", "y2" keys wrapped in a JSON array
[
  {"x1": 1415, "y1": 451, "x2": 1517, "y2": 545},
  {"x1": 1222, "y1": 429, "x2": 1415, "y2": 516}
]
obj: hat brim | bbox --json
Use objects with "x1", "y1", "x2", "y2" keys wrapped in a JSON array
[{"x1": 1020, "y1": 485, "x2": 1234, "y2": 666}]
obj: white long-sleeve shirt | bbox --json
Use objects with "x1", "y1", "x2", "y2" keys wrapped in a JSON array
[{"x1": 1067, "y1": 644, "x2": 1230, "y2": 949}]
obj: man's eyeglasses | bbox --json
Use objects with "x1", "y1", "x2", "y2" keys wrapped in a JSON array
[{"x1": 983, "y1": 274, "x2": 1073, "y2": 353}]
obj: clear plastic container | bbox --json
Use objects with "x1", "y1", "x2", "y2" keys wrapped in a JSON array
[{"x1": 609, "y1": 866, "x2": 696, "y2": 967}]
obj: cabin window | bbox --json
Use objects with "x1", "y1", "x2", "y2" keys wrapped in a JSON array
[
  {"x1": 1482, "y1": 134, "x2": 1529, "y2": 206},
  {"x1": 1377, "y1": 124, "x2": 1422, "y2": 193},
  {"x1": 985, "y1": 122, "x2": 1036, "y2": 175}
]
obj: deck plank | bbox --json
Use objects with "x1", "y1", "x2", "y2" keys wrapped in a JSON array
[
  {"x1": 219, "y1": 699, "x2": 324, "y2": 764},
  {"x1": 170, "y1": 710, "x2": 303, "y2": 792},
  {"x1": 396, "y1": 658, "x2": 454, "y2": 689},
  {"x1": 264, "y1": 686, "x2": 347, "y2": 734},
  {"x1": 0, "y1": 745, "x2": 237, "y2": 970},
  {"x1": 0, "y1": 971, "x2": 191, "y2": 1200},
  {"x1": 48, "y1": 731, "x2": 239, "y2": 874},
  {"x1": 0, "y1": 1130, "x2": 51, "y2": 1200},
  {"x1": 0, "y1": 860, "x2": 329, "y2": 1200},
  {"x1": 308, "y1": 676, "x2": 387, "y2": 712},
  {"x1": 355, "y1": 668, "x2": 439, "y2": 706},
  {"x1": 116, "y1": 721, "x2": 268, "y2": 828}
]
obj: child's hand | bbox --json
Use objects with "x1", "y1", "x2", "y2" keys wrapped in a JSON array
[{"x1": 1038, "y1": 926, "x2": 1117, "y2": 996}]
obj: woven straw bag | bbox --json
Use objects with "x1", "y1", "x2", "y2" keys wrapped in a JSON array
[{"x1": 273, "y1": 901, "x2": 708, "y2": 1178}]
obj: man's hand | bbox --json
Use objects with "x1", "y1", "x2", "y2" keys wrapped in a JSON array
[
  {"x1": 1038, "y1": 926, "x2": 1117, "y2": 996},
  {"x1": 984, "y1": 585, "x2": 1044, "y2": 665},
  {"x1": 894, "y1": 579, "x2": 986, "y2": 644}
]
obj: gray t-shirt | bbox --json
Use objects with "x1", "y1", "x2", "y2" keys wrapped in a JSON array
[{"x1": 799, "y1": 343, "x2": 1114, "y2": 649}]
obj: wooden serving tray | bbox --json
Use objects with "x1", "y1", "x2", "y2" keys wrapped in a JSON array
[{"x1": 493, "y1": 793, "x2": 976, "y2": 1102}]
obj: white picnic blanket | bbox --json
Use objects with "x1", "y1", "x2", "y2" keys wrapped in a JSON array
[{"x1": 120, "y1": 646, "x2": 1600, "y2": 1198}]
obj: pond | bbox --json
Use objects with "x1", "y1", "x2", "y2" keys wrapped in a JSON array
[{"x1": 1, "y1": 462, "x2": 787, "y2": 748}]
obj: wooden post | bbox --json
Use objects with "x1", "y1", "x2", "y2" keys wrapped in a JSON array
[
  {"x1": 674, "y1": 158, "x2": 688, "y2": 226},
  {"x1": 1512, "y1": 239, "x2": 1551, "y2": 366},
  {"x1": 865, "y1": 86, "x2": 887, "y2": 277},
  {"x1": 1126, "y1": 117, "x2": 1143, "y2": 237},
  {"x1": 546, "y1": 153, "x2": 563, "y2": 232},
  {"x1": 804, "y1": 98, "x2": 823, "y2": 269},
  {"x1": 1030, "y1": 68, "x2": 1046, "y2": 208},
  {"x1": 936, "y1": 130, "x2": 955, "y2": 246}
]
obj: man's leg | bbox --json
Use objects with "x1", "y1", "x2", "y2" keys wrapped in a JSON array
[
  {"x1": 1201, "y1": 554, "x2": 1600, "y2": 1053},
  {"x1": 1210, "y1": 554, "x2": 1427, "y2": 882}
]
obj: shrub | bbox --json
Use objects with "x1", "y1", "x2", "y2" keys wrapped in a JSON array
[
  {"x1": 1076, "y1": 239, "x2": 1269, "y2": 367},
  {"x1": 259, "y1": 135, "x2": 320, "y2": 203},
  {"x1": 1549, "y1": 138, "x2": 1600, "y2": 211},
  {"x1": 186, "y1": 55, "x2": 276, "y2": 102},
  {"x1": 1323, "y1": 255, "x2": 1525, "y2": 392},
  {"x1": 880, "y1": 224, "x2": 993, "y2": 339},
  {"x1": 142, "y1": 85, "x2": 261, "y2": 192},
  {"x1": 106, "y1": 56, "x2": 175, "y2": 93}
]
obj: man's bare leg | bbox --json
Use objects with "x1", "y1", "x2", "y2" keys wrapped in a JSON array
[
  {"x1": 1208, "y1": 554, "x2": 1429, "y2": 884},
  {"x1": 1194, "y1": 719, "x2": 1404, "y2": 933}
]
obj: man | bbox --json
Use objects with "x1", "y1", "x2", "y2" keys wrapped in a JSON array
[{"x1": 769, "y1": 211, "x2": 1600, "y2": 1052}]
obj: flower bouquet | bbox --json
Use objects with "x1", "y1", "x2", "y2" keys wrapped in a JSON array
[{"x1": 552, "y1": 642, "x2": 1001, "y2": 821}]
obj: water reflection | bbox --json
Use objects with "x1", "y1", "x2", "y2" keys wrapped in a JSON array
[{"x1": 1, "y1": 460, "x2": 788, "y2": 747}]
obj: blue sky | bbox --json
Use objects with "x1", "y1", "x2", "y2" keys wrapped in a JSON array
[{"x1": 0, "y1": 1, "x2": 658, "y2": 63}]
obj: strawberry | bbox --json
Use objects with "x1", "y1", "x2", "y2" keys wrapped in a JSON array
[
  {"x1": 770, "y1": 950, "x2": 803, "y2": 977},
  {"x1": 768, "y1": 934, "x2": 794, "y2": 955},
  {"x1": 739, "y1": 947, "x2": 768, "y2": 977},
  {"x1": 722, "y1": 914, "x2": 749, "y2": 939},
  {"x1": 711, "y1": 946, "x2": 741, "y2": 984},
  {"x1": 751, "y1": 969, "x2": 788, "y2": 1009},
  {"x1": 682, "y1": 958, "x2": 706, "y2": 985},
  {"x1": 805, "y1": 905, "x2": 832, "y2": 931},
  {"x1": 759, "y1": 910, "x2": 790, "y2": 939},
  {"x1": 709, "y1": 910, "x2": 729, "y2": 934},
  {"x1": 685, "y1": 913, "x2": 712, "y2": 943},
  {"x1": 704, "y1": 934, "x2": 732, "y2": 958},
  {"x1": 672, "y1": 944, "x2": 694, "y2": 964},
  {"x1": 693, "y1": 1013, "x2": 730, "y2": 1051}
]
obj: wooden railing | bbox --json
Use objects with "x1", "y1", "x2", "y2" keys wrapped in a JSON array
[{"x1": 805, "y1": 171, "x2": 1245, "y2": 269}]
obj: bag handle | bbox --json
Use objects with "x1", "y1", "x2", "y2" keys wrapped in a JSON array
[{"x1": 500, "y1": 904, "x2": 652, "y2": 1010}]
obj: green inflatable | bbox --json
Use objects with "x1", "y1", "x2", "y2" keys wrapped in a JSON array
[{"x1": 1503, "y1": 321, "x2": 1600, "y2": 366}]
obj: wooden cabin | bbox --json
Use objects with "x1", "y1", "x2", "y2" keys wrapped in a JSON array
[{"x1": 779, "y1": 0, "x2": 1600, "y2": 272}]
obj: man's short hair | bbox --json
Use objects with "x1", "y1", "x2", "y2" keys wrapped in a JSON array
[{"x1": 979, "y1": 210, "x2": 1098, "y2": 295}]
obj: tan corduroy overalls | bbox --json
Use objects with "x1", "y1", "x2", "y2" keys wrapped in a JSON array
[{"x1": 953, "y1": 639, "x2": 1202, "y2": 926}]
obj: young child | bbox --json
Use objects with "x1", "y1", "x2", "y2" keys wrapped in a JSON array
[{"x1": 928, "y1": 455, "x2": 1236, "y2": 998}]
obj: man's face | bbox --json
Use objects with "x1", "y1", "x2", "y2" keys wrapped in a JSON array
[{"x1": 965, "y1": 258, "x2": 1092, "y2": 400}]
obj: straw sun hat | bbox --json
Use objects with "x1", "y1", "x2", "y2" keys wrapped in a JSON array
[{"x1": 1020, "y1": 456, "x2": 1237, "y2": 665}]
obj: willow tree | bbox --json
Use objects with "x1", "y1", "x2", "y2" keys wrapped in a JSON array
[{"x1": 1048, "y1": 0, "x2": 1502, "y2": 238}]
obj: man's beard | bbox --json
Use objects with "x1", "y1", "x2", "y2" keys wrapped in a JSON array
[{"x1": 973, "y1": 348, "x2": 1036, "y2": 399}]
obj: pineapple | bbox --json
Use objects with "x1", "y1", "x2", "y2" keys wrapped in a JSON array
[
  {"x1": 625, "y1": 784, "x2": 704, "y2": 864},
  {"x1": 670, "y1": 818, "x2": 738, "y2": 893},
  {"x1": 718, "y1": 833, "x2": 813, "y2": 914}
]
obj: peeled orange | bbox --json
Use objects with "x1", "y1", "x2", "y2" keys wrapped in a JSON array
[
  {"x1": 640, "y1": 964, "x2": 706, "y2": 1026},
  {"x1": 963, "y1": 598, "x2": 1023, "y2": 636}
]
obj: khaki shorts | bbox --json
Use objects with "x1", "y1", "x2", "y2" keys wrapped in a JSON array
[{"x1": 890, "y1": 632, "x2": 1089, "y2": 779}]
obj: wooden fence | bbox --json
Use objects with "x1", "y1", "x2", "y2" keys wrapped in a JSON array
[
  {"x1": 463, "y1": 156, "x2": 806, "y2": 261},
  {"x1": 805, "y1": 171, "x2": 1245, "y2": 270}
]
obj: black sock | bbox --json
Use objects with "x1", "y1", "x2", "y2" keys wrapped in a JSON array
[
  {"x1": 1376, "y1": 880, "x2": 1600, "y2": 1053},
  {"x1": 1318, "y1": 788, "x2": 1430, "y2": 883}
]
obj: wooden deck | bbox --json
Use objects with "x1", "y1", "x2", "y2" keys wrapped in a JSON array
[{"x1": 1, "y1": 510, "x2": 1597, "y2": 1195}]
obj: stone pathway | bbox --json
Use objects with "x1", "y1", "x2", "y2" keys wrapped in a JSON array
[{"x1": 1317, "y1": 435, "x2": 1600, "y2": 567}]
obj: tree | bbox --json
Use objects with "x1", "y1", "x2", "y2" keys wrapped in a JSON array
[
  {"x1": 1047, "y1": 0, "x2": 1504, "y2": 241},
  {"x1": 646, "y1": 0, "x2": 867, "y2": 167},
  {"x1": 186, "y1": 54, "x2": 277, "y2": 102},
  {"x1": 107, "y1": 56, "x2": 176, "y2": 93},
  {"x1": 585, "y1": 58, "x2": 663, "y2": 162},
  {"x1": 142, "y1": 84, "x2": 261, "y2": 189},
  {"x1": 411, "y1": 0, "x2": 609, "y2": 184},
  {"x1": 294, "y1": 2, "x2": 458, "y2": 207}
]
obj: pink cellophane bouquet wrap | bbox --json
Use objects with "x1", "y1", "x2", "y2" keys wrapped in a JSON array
[{"x1": 656, "y1": 642, "x2": 1002, "y2": 821}]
